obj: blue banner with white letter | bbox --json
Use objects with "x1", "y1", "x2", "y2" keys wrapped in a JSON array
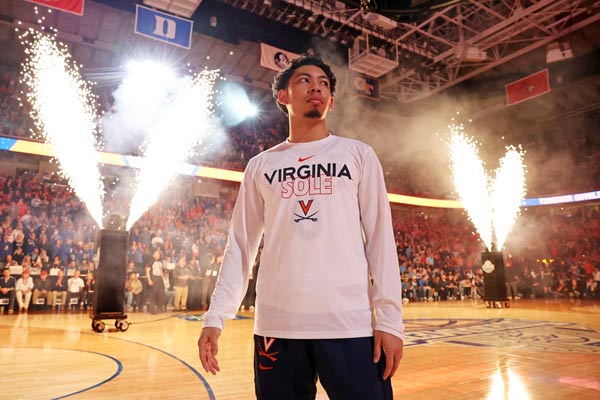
[{"x1": 134, "y1": 5, "x2": 193, "y2": 50}]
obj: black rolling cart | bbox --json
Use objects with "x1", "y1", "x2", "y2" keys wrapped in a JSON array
[
  {"x1": 90, "y1": 217, "x2": 130, "y2": 332},
  {"x1": 481, "y1": 248, "x2": 510, "y2": 309}
]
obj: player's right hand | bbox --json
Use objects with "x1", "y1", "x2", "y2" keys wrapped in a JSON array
[{"x1": 198, "y1": 327, "x2": 222, "y2": 375}]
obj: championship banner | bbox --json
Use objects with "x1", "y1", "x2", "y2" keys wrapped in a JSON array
[
  {"x1": 26, "y1": 0, "x2": 84, "y2": 16},
  {"x1": 260, "y1": 43, "x2": 300, "y2": 72},
  {"x1": 348, "y1": 71, "x2": 380, "y2": 101},
  {"x1": 135, "y1": 5, "x2": 193, "y2": 50},
  {"x1": 505, "y1": 69, "x2": 550, "y2": 106}
]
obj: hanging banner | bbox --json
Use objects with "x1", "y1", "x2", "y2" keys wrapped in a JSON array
[
  {"x1": 26, "y1": 0, "x2": 85, "y2": 16},
  {"x1": 348, "y1": 71, "x2": 380, "y2": 101},
  {"x1": 260, "y1": 43, "x2": 300, "y2": 72},
  {"x1": 135, "y1": 4, "x2": 193, "y2": 50},
  {"x1": 505, "y1": 69, "x2": 550, "y2": 106}
]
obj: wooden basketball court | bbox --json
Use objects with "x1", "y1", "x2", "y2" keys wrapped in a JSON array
[{"x1": 1, "y1": 299, "x2": 599, "y2": 399}]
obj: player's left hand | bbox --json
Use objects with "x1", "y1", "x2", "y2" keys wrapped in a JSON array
[{"x1": 373, "y1": 330, "x2": 404, "y2": 380}]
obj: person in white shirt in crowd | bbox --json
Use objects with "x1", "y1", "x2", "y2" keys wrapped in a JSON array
[
  {"x1": 66, "y1": 270, "x2": 85, "y2": 310},
  {"x1": 198, "y1": 55, "x2": 404, "y2": 400},
  {"x1": 15, "y1": 269, "x2": 34, "y2": 313}
]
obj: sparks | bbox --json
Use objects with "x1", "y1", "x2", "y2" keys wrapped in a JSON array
[
  {"x1": 21, "y1": 30, "x2": 104, "y2": 227},
  {"x1": 449, "y1": 127, "x2": 493, "y2": 250},
  {"x1": 125, "y1": 68, "x2": 219, "y2": 230},
  {"x1": 491, "y1": 147, "x2": 527, "y2": 249},
  {"x1": 449, "y1": 124, "x2": 526, "y2": 251}
]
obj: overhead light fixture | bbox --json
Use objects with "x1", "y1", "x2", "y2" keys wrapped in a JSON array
[
  {"x1": 361, "y1": 12, "x2": 398, "y2": 30},
  {"x1": 455, "y1": 44, "x2": 487, "y2": 62},
  {"x1": 546, "y1": 41, "x2": 573, "y2": 64}
]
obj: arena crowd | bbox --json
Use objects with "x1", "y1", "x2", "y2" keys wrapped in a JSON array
[{"x1": 0, "y1": 62, "x2": 599, "y2": 314}]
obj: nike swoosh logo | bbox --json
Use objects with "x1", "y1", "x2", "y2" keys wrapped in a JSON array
[
  {"x1": 258, "y1": 363, "x2": 274, "y2": 370},
  {"x1": 298, "y1": 155, "x2": 316, "y2": 162}
]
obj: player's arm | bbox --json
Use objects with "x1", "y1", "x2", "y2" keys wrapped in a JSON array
[
  {"x1": 357, "y1": 146, "x2": 404, "y2": 378},
  {"x1": 199, "y1": 158, "x2": 264, "y2": 373}
]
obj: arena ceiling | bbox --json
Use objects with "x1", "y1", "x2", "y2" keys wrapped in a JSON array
[{"x1": 0, "y1": 0, "x2": 599, "y2": 121}]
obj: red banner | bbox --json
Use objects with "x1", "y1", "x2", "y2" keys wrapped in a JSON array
[
  {"x1": 27, "y1": 0, "x2": 84, "y2": 16},
  {"x1": 505, "y1": 69, "x2": 550, "y2": 106}
]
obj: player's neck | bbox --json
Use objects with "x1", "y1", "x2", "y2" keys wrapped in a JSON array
[{"x1": 288, "y1": 118, "x2": 329, "y2": 143}]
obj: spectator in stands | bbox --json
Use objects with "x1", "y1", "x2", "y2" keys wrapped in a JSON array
[
  {"x1": 84, "y1": 271, "x2": 95, "y2": 310},
  {"x1": 568, "y1": 277, "x2": 582, "y2": 299},
  {"x1": 15, "y1": 269, "x2": 33, "y2": 312},
  {"x1": 125, "y1": 272, "x2": 143, "y2": 312},
  {"x1": 172, "y1": 256, "x2": 190, "y2": 312},
  {"x1": 585, "y1": 277, "x2": 598, "y2": 298},
  {"x1": 66, "y1": 269, "x2": 85, "y2": 310},
  {"x1": 52, "y1": 270, "x2": 67, "y2": 310},
  {"x1": 129, "y1": 241, "x2": 144, "y2": 272},
  {"x1": 32, "y1": 270, "x2": 52, "y2": 310},
  {"x1": 0, "y1": 233, "x2": 12, "y2": 262},
  {"x1": 505, "y1": 263, "x2": 519, "y2": 300},
  {"x1": 201, "y1": 254, "x2": 220, "y2": 310},
  {"x1": 163, "y1": 269, "x2": 174, "y2": 312},
  {"x1": 418, "y1": 274, "x2": 432, "y2": 301},
  {"x1": 0, "y1": 267, "x2": 16, "y2": 313},
  {"x1": 50, "y1": 255, "x2": 64, "y2": 271}
]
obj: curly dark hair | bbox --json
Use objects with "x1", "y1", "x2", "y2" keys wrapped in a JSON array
[{"x1": 271, "y1": 54, "x2": 337, "y2": 115}]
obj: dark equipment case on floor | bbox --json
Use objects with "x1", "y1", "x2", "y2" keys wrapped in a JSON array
[
  {"x1": 90, "y1": 227, "x2": 130, "y2": 332},
  {"x1": 481, "y1": 249, "x2": 510, "y2": 309}
]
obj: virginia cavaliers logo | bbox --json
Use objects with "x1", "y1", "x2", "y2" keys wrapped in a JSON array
[
  {"x1": 294, "y1": 200, "x2": 318, "y2": 223},
  {"x1": 257, "y1": 337, "x2": 279, "y2": 371}
]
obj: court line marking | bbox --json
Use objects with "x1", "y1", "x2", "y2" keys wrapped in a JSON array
[
  {"x1": 106, "y1": 335, "x2": 216, "y2": 400},
  {"x1": 0, "y1": 319, "x2": 216, "y2": 400},
  {"x1": 85, "y1": 315, "x2": 216, "y2": 399},
  {"x1": 1, "y1": 346, "x2": 123, "y2": 399}
]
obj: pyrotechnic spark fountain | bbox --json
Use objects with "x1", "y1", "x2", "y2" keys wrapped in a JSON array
[
  {"x1": 125, "y1": 66, "x2": 219, "y2": 230},
  {"x1": 448, "y1": 123, "x2": 526, "y2": 251},
  {"x1": 449, "y1": 125, "x2": 493, "y2": 251},
  {"x1": 491, "y1": 147, "x2": 526, "y2": 249},
  {"x1": 20, "y1": 29, "x2": 104, "y2": 227}
]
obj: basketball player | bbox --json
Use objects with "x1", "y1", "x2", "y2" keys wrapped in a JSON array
[{"x1": 198, "y1": 55, "x2": 404, "y2": 400}]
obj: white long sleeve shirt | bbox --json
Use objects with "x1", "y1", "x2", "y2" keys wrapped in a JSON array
[
  {"x1": 203, "y1": 134, "x2": 404, "y2": 339},
  {"x1": 16, "y1": 276, "x2": 34, "y2": 292}
]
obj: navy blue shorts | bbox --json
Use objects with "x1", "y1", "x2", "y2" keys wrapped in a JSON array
[{"x1": 254, "y1": 335, "x2": 393, "y2": 400}]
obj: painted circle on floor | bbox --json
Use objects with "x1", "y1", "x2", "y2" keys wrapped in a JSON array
[
  {"x1": 0, "y1": 347, "x2": 122, "y2": 399},
  {"x1": 403, "y1": 318, "x2": 600, "y2": 353}
]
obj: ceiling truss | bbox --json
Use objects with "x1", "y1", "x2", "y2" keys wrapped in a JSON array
[{"x1": 222, "y1": 0, "x2": 600, "y2": 102}]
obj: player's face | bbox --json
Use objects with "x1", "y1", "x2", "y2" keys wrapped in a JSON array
[{"x1": 278, "y1": 65, "x2": 334, "y2": 120}]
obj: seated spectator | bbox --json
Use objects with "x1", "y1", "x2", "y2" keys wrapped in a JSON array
[
  {"x1": 52, "y1": 270, "x2": 67, "y2": 310},
  {"x1": 66, "y1": 270, "x2": 85, "y2": 310},
  {"x1": 555, "y1": 278, "x2": 569, "y2": 298},
  {"x1": 430, "y1": 276, "x2": 444, "y2": 301},
  {"x1": 584, "y1": 277, "x2": 597, "y2": 299},
  {"x1": 15, "y1": 269, "x2": 33, "y2": 313},
  {"x1": 32, "y1": 269, "x2": 52, "y2": 310},
  {"x1": 417, "y1": 274, "x2": 432, "y2": 301},
  {"x1": 0, "y1": 267, "x2": 16, "y2": 313},
  {"x1": 125, "y1": 272, "x2": 143, "y2": 312},
  {"x1": 568, "y1": 278, "x2": 581, "y2": 299},
  {"x1": 50, "y1": 255, "x2": 64, "y2": 271},
  {"x1": 84, "y1": 271, "x2": 95, "y2": 310}
]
